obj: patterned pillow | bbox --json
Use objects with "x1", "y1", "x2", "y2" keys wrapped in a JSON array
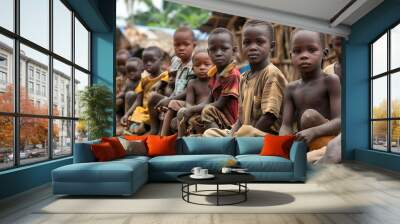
[{"x1": 118, "y1": 137, "x2": 147, "y2": 156}]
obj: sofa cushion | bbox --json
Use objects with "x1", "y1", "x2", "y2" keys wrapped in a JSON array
[
  {"x1": 91, "y1": 142, "x2": 118, "y2": 161},
  {"x1": 53, "y1": 158, "x2": 147, "y2": 183},
  {"x1": 236, "y1": 155, "x2": 293, "y2": 172},
  {"x1": 177, "y1": 137, "x2": 236, "y2": 155},
  {"x1": 148, "y1": 154, "x2": 235, "y2": 172},
  {"x1": 236, "y1": 137, "x2": 264, "y2": 155},
  {"x1": 260, "y1": 135, "x2": 295, "y2": 159},
  {"x1": 147, "y1": 134, "x2": 177, "y2": 157}
]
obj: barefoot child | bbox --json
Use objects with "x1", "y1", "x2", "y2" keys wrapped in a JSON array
[
  {"x1": 183, "y1": 28, "x2": 240, "y2": 131},
  {"x1": 204, "y1": 20, "x2": 288, "y2": 137},
  {"x1": 121, "y1": 46, "x2": 169, "y2": 134},
  {"x1": 160, "y1": 49, "x2": 213, "y2": 136},
  {"x1": 279, "y1": 29, "x2": 341, "y2": 163}
]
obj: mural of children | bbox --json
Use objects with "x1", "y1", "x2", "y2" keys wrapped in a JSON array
[
  {"x1": 120, "y1": 46, "x2": 169, "y2": 134},
  {"x1": 147, "y1": 26, "x2": 196, "y2": 134},
  {"x1": 180, "y1": 28, "x2": 240, "y2": 132}
]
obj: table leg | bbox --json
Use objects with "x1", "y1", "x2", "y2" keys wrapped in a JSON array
[
  {"x1": 217, "y1": 184, "x2": 219, "y2": 206},
  {"x1": 195, "y1": 184, "x2": 197, "y2": 192}
]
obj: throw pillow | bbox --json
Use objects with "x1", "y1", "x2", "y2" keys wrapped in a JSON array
[
  {"x1": 146, "y1": 134, "x2": 177, "y2": 157},
  {"x1": 124, "y1": 135, "x2": 148, "y2": 141},
  {"x1": 260, "y1": 135, "x2": 295, "y2": 159},
  {"x1": 118, "y1": 137, "x2": 147, "y2": 156},
  {"x1": 101, "y1": 137, "x2": 127, "y2": 158},
  {"x1": 91, "y1": 142, "x2": 117, "y2": 161}
]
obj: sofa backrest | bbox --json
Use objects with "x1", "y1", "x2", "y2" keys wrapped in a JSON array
[
  {"x1": 176, "y1": 137, "x2": 236, "y2": 155},
  {"x1": 73, "y1": 140, "x2": 100, "y2": 163},
  {"x1": 235, "y1": 137, "x2": 264, "y2": 155}
]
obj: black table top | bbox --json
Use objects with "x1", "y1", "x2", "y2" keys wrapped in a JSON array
[{"x1": 177, "y1": 172, "x2": 255, "y2": 185}]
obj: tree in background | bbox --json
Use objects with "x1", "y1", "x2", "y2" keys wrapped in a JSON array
[
  {"x1": 0, "y1": 85, "x2": 59, "y2": 151},
  {"x1": 372, "y1": 99, "x2": 400, "y2": 144},
  {"x1": 126, "y1": 0, "x2": 209, "y2": 28}
]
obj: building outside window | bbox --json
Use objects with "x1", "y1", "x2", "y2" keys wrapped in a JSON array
[{"x1": 0, "y1": 0, "x2": 91, "y2": 170}]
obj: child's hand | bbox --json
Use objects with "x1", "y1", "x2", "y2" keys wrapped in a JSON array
[
  {"x1": 155, "y1": 98, "x2": 170, "y2": 109},
  {"x1": 121, "y1": 115, "x2": 129, "y2": 126},
  {"x1": 182, "y1": 108, "x2": 193, "y2": 121},
  {"x1": 295, "y1": 129, "x2": 316, "y2": 144}
]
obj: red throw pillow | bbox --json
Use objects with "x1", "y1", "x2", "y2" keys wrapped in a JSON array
[
  {"x1": 101, "y1": 137, "x2": 126, "y2": 158},
  {"x1": 260, "y1": 135, "x2": 295, "y2": 159},
  {"x1": 91, "y1": 142, "x2": 117, "y2": 161},
  {"x1": 146, "y1": 134, "x2": 177, "y2": 157}
]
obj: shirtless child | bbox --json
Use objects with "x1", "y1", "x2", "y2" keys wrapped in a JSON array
[
  {"x1": 279, "y1": 29, "x2": 341, "y2": 164},
  {"x1": 167, "y1": 49, "x2": 213, "y2": 136}
]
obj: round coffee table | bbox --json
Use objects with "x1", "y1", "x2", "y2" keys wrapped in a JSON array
[{"x1": 177, "y1": 173, "x2": 255, "y2": 206}]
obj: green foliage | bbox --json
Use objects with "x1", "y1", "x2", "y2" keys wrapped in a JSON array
[
  {"x1": 128, "y1": 0, "x2": 209, "y2": 29},
  {"x1": 79, "y1": 84, "x2": 113, "y2": 140}
]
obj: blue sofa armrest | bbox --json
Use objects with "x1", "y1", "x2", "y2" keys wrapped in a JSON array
[
  {"x1": 73, "y1": 140, "x2": 100, "y2": 163},
  {"x1": 289, "y1": 141, "x2": 307, "y2": 182}
]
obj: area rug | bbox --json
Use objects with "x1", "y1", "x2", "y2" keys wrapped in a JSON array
[{"x1": 37, "y1": 183, "x2": 361, "y2": 214}]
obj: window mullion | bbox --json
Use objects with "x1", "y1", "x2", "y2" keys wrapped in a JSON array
[{"x1": 71, "y1": 10, "x2": 76, "y2": 154}]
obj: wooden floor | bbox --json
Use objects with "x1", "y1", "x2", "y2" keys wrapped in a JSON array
[{"x1": 1, "y1": 162, "x2": 400, "y2": 224}]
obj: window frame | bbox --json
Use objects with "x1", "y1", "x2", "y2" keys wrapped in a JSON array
[
  {"x1": 0, "y1": 0, "x2": 92, "y2": 171},
  {"x1": 370, "y1": 20, "x2": 400, "y2": 154}
]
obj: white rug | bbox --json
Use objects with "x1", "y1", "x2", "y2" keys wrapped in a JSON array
[{"x1": 38, "y1": 183, "x2": 361, "y2": 214}]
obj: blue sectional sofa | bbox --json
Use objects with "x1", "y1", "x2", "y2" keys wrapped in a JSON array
[{"x1": 52, "y1": 137, "x2": 307, "y2": 196}]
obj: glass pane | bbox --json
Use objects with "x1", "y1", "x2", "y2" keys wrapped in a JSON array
[
  {"x1": 391, "y1": 72, "x2": 400, "y2": 118},
  {"x1": 391, "y1": 120, "x2": 400, "y2": 153},
  {"x1": 74, "y1": 69, "x2": 89, "y2": 118},
  {"x1": 53, "y1": 0, "x2": 72, "y2": 60},
  {"x1": 0, "y1": 116, "x2": 14, "y2": 170},
  {"x1": 372, "y1": 33, "x2": 387, "y2": 76},
  {"x1": 372, "y1": 77, "x2": 387, "y2": 119},
  {"x1": 0, "y1": 35, "x2": 14, "y2": 112},
  {"x1": 74, "y1": 18, "x2": 89, "y2": 70},
  {"x1": 20, "y1": 117, "x2": 49, "y2": 165},
  {"x1": 20, "y1": 44, "x2": 49, "y2": 115},
  {"x1": 372, "y1": 121, "x2": 388, "y2": 151},
  {"x1": 53, "y1": 59, "x2": 72, "y2": 117},
  {"x1": 53, "y1": 119, "x2": 72, "y2": 157},
  {"x1": 75, "y1": 120, "x2": 88, "y2": 143},
  {"x1": 20, "y1": 0, "x2": 49, "y2": 49},
  {"x1": 0, "y1": 0, "x2": 14, "y2": 31},
  {"x1": 391, "y1": 24, "x2": 400, "y2": 70}
]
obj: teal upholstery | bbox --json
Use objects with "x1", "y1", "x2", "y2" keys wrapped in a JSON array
[
  {"x1": 236, "y1": 155, "x2": 293, "y2": 172},
  {"x1": 236, "y1": 137, "x2": 264, "y2": 155},
  {"x1": 177, "y1": 137, "x2": 236, "y2": 155},
  {"x1": 52, "y1": 158, "x2": 148, "y2": 195},
  {"x1": 149, "y1": 154, "x2": 235, "y2": 181}
]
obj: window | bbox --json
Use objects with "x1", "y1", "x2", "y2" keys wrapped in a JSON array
[
  {"x1": 0, "y1": 0, "x2": 91, "y2": 170},
  {"x1": 370, "y1": 23, "x2": 400, "y2": 154}
]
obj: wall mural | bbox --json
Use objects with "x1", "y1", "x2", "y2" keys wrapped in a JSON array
[{"x1": 115, "y1": 0, "x2": 342, "y2": 164}]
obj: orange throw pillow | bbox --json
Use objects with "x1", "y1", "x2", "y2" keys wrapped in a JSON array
[
  {"x1": 91, "y1": 142, "x2": 117, "y2": 161},
  {"x1": 146, "y1": 134, "x2": 177, "y2": 157},
  {"x1": 260, "y1": 135, "x2": 295, "y2": 159},
  {"x1": 124, "y1": 135, "x2": 148, "y2": 141},
  {"x1": 101, "y1": 137, "x2": 126, "y2": 158}
]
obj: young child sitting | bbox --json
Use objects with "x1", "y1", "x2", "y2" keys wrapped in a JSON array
[
  {"x1": 182, "y1": 28, "x2": 240, "y2": 131},
  {"x1": 116, "y1": 57, "x2": 143, "y2": 114},
  {"x1": 279, "y1": 29, "x2": 341, "y2": 164},
  {"x1": 121, "y1": 46, "x2": 169, "y2": 134},
  {"x1": 147, "y1": 26, "x2": 196, "y2": 134},
  {"x1": 160, "y1": 49, "x2": 213, "y2": 136},
  {"x1": 204, "y1": 20, "x2": 288, "y2": 137}
]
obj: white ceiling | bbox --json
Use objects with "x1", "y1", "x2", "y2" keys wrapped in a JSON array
[{"x1": 167, "y1": 0, "x2": 384, "y2": 37}]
